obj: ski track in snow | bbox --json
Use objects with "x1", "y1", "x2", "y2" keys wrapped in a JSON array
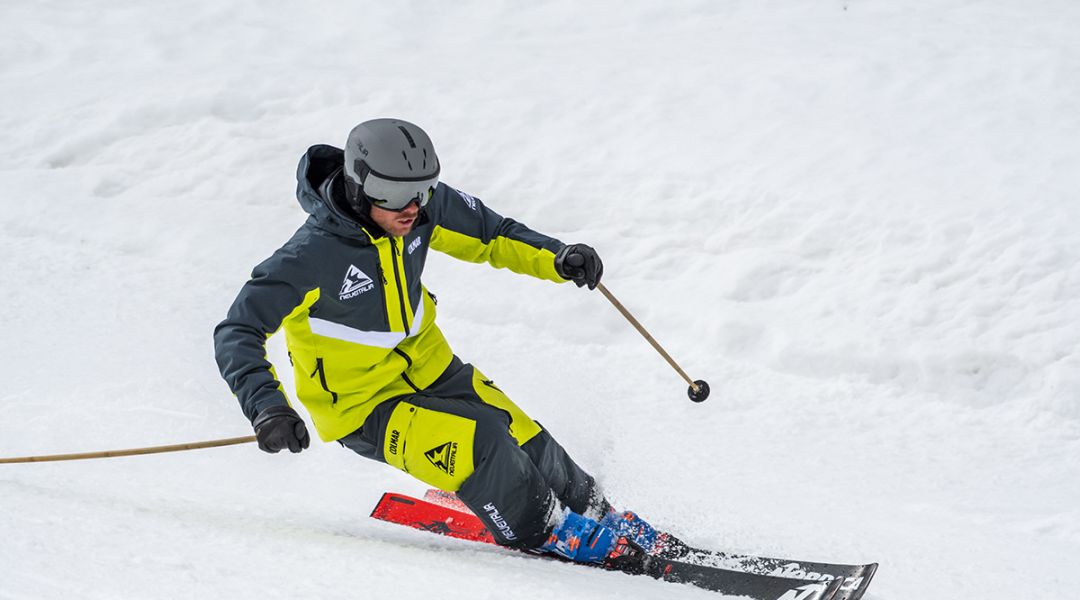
[{"x1": 2, "y1": 1, "x2": 1079, "y2": 599}]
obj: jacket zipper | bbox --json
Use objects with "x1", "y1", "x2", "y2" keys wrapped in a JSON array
[
  {"x1": 389, "y1": 237, "x2": 411, "y2": 336},
  {"x1": 376, "y1": 264, "x2": 390, "y2": 329},
  {"x1": 388, "y1": 238, "x2": 418, "y2": 392},
  {"x1": 310, "y1": 358, "x2": 339, "y2": 404}
]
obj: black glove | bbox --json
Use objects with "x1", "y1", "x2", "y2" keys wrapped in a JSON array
[
  {"x1": 554, "y1": 243, "x2": 603, "y2": 290},
  {"x1": 252, "y1": 405, "x2": 310, "y2": 454}
]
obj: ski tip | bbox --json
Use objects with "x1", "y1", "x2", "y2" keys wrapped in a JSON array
[
  {"x1": 823, "y1": 576, "x2": 846, "y2": 600},
  {"x1": 833, "y1": 562, "x2": 879, "y2": 600},
  {"x1": 845, "y1": 562, "x2": 879, "y2": 600}
]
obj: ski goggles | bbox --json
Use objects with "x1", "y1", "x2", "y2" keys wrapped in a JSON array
[{"x1": 358, "y1": 163, "x2": 440, "y2": 211}]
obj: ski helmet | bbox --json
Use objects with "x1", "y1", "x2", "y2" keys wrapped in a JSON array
[{"x1": 343, "y1": 118, "x2": 440, "y2": 212}]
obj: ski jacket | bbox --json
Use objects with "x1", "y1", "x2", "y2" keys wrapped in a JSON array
[{"x1": 214, "y1": 145, "x2": 567, "y2": 442}]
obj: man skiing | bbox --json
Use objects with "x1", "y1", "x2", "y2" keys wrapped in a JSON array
[{"x1": 214, "y1": 118, "x2": 657, "y2": 567}]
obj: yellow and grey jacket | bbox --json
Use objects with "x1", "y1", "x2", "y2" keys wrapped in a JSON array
[{"x1": 214, "y1": 145, "x2": 568, "y2": 442}]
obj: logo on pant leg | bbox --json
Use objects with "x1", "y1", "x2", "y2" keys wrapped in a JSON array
[
  {"x1": 388, "y1": 429, "x2": 401, "y2": 456},
  {"x1": 483, "y1": 502, "x2": 517, "y2": 541},
  {"x1": 425, "y1": 441, "x2": 458, "y2": 476}
]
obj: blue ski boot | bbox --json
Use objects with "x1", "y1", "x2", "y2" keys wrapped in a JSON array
[
  {"x1": 538, "y1": 508, "x2": 618, "y2": 564},
  {"x1": 599, "y1": 510, "x2": 659, "y2": 553}
]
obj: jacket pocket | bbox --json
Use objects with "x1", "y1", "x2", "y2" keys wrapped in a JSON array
[{"x1": 310, "y1": 357, "x2": 339, "y2": 404}]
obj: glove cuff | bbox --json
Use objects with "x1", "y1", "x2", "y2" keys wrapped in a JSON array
[
  {"x1": 553, "y1": 245, "x2": 575, "y2": 280},
  {"x1": 252, "y1": 404, "x2": 298, "y2": 429}
]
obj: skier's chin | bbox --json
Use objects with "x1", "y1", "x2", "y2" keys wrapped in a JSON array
[{"x1": 389, "y1": 219, "x2": 415, "y2": 236}]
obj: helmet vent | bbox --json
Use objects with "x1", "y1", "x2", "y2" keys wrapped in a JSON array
[
  {"x1": 402, "y1": 151, "x2": 414, "y2": 171},
  {"x1": 423, "y1": 148, "x2": 428, "y2": 169},
  {"x1": 397, "y1": 126, "x2": 417, "y2": 148}
]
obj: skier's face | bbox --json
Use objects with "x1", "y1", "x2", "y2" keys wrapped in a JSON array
[{"x1": 369, "y1": 201, "x2": 420, "y2": 237}]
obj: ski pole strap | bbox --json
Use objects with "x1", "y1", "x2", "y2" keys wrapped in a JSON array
[{"x1": 0, "y1": 435, "x2": 258, "y2": 464}]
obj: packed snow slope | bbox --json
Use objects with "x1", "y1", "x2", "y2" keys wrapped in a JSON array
[{"x1": 2, "y1": 1, "x2": 1078, "y2": 599}]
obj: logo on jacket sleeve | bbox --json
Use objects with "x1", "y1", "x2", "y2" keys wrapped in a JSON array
[
  {"x1": 457, "y1": 189, "x2": 478, "y2": 211},
  {"x1": 339, "y1": 265, "x2": 375, "y2": 300}
]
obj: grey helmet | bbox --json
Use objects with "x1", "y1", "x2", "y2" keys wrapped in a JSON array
[{"x1": 343, "y1": 118, "x2": 440, "y2": 212}]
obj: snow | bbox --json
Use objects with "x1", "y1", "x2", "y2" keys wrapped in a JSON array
[{"x1": 2, "y1": 1, "x2": 1079, "y2": 598}]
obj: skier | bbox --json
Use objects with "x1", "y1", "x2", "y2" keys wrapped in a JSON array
[{"x1": 214, "y1": 118, "x2": 658, "y2": 567}]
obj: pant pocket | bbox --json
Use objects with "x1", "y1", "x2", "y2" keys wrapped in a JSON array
[{"x1": 383, "y1": 401, "x2": 477, "y2": 491}]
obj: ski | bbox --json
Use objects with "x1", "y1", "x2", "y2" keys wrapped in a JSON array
[
  {"x1": 664, "y1": 542, "x2": 877, "y2": 600},
  {"x1": 420, "y1": 488, "x2": 876, "y2": 600},
  {"x1": 371, "y1": 492, "x2": 846, "y2": 600}
]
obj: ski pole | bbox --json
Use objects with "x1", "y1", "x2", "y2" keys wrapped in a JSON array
[
  {"x1": 0, "y1": 435, "x2": 257, "y2": 464},
  {"x1": 595, "y1": 282, "x2": 710, "y2": 402}
]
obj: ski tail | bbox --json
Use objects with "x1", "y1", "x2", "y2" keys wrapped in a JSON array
[{"x1": 371, "y1": 492, "x2": 495, "y2": 544}]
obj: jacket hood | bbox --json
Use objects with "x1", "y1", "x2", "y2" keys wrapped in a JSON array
[{"x1": 295, "y1": 144, "x2": 370, "y2": 238}]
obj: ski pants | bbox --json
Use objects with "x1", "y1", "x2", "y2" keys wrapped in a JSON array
[{"x1": 339, "y1": 356, "x2": 606, "y2": 549}]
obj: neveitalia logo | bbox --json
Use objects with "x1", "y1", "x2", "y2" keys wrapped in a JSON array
[
  {"x1": 339, "y1": 265, "x2": 375, "y2": 300},
  {"x1": 457, "y1": 189, "x2": 478, "y2": 211},
  {"x1": 424, "y1": 441, "x2": 458, "y2": 476}
]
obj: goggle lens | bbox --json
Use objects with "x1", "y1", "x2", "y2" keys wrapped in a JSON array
[{"x1": 360, "y1": 166, "x2": 438, "y2": 211}]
